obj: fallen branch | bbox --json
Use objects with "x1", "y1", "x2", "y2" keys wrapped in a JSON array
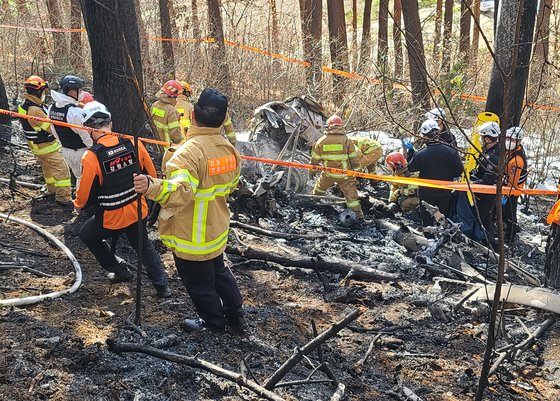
[
  {"x1": 226, "y1": 244, "x2": 399, "y2": 282},
  {"x1": 264, "y1": 308, "x2": 362, "y2": 390},
  {"x1": 352, "y1": 325, "x2": 410, "y2": 374},
  {"x1": 330, "y1": 383, "x2": 346, "y2": 401},
  {"x1": 0, "y1": 264, "x2": 55, "y2": 278},
  {"x1": 0, "y1": 177, "x2": 43, "y2": 189},
  {"x1": 109, "y1": 341, "x2": 286, "y2": 401},
  {"x1": 230, "y1": 220, "x2": 327, "y2": 240}
]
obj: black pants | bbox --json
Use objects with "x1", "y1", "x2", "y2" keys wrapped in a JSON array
[
  {"x1": 503, "y1": 196, "x2": 519, "y2": 232},
  {"x1": 79, "y1": 216, "x2": 168, "y2": 287},
  {"x1": 420, "y1": 195, "x2": 452, "y2": 228},
  {"x1": 174, "y1": 253, "x2": 244, "y2": 330},
  {"x1": 475, "y1": 195, "x2": 496, "y2": 234}
]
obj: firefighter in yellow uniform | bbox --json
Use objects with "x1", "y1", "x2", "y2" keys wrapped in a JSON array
[
  {"x1": 310, "y1": 115, "x2": 364, "y2": 219},
  {"x1": 18, "y1": 76, "x2": 71, "y2": 205},
  {"x1": 176, "y1": 81, "x2": 194, "y2": 136},
  {"x1": 351, "y1": 136, "x2": 383, "y2": 173},
  {"x1": 222, "y1": 113, "x2": 236, "y2": 145},
  {"x1": 134, "y1": 88, "x2": 246, "y2": 333},
  {"x1": 385, "y1": 152, "x2": 419, "y2": 212},
  {"x1": 151, "y1": 80, "x2": 184, "y2": 146}
]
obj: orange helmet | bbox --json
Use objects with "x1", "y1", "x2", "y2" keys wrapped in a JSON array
[
  {"x1": 24, "y1": 75, "x2": 48, "y2": 91},
  {"x1": 326, "y1": 114, "x2": 343, "y2": 127},
  {"x1": 179, "y1": 81, "x2": 192, "y2": 95},
  {"x1": 385, "y1": 152, "x2": 407, "y2": 172},
  {"x1": 161, "y1": 80, "x2": 182, "y2": 98}
]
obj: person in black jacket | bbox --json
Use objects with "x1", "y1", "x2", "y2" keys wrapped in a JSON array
[
  {"x1": 408, "y1": 120, "x2": 464, "y2": 229},
  {"x1": 426, "y1": 107, "x2": 457, "y2": 147}
]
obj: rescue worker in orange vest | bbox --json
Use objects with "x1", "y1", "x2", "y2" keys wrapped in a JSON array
[
  {"x1": 18, "y1": 76, "x2": 72, "y2": 205},
  {"x1": 151, "y1": 80, "x2": 183, "y2": 146},
  {"x1": 74, "y1": 101, "x2": 171, "y2": 297},
  {"x1": 385, "y1": 152, "x2": 419, "y2": 212},
  {"x1": 176, "y1": 81, "x2": 194, "y2": 136},
  {"x1": 48, "y1": 75, "x2": 92, "y2": 189},
  {"x1": 503, "y1": 126, "x2": 528, "y2": 240},
  {"x1": 134, "y1": 88, "x2": 246, "y2": 333},
  {"x1": 310, "y1": 115, "x2": 364, "y2": 220},
  {"x1": 350, "y1": 136, "x2": 383, "y2": 173}
]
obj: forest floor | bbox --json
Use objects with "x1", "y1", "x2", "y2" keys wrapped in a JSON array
[{"x1": 1, "y1": 129, "x2": 560, "y2": 401}]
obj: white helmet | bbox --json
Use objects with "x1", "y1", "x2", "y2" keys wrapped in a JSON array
[
  {"x1": 506, "y1": 126, "x2": 524, "y2": 141},
  {"x1": 420, "y1": 119, "x2": 440, "y2": 135},
  {"x1": 82, "y1": 101, "x2": 111, "y2": 127},
  {"x1": 478, "y1": 121, "x2": 500, "y2": 138},
  {"x1": 425, "y1": 107, "x2": 446, "y2": 121}
]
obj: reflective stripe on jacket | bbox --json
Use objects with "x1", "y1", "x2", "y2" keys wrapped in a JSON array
[
  {"x1": 151, "y1": 90, "x2": 183, "y2": 145},
  {"x1": 351, "y1": 137, "x2": 382, "y2": 155},
  {"x1": 175, "y1": 95, "x2": 193, "y2": 131},
  {"x1": 310, "y1": 126, "x2": 360, "y2": 179},
  {"x1": 145, "y1": 125, "x2": 241, "y2": 261},
  {"x1": 505, "y1": 145, "x2": 528, "y2": 189},
  {"x1": 222, "y1": 113, "x2": 236, "y2": 145}
]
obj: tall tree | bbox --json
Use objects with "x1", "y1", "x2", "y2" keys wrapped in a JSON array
[
  {"x1": 359, "y1": 0, "x2": 373, "y2": 70},
  {"x1": 0, "y1": 74, "x2": 9, "y2": 126},
  {"x1": 159, "y1": 0, "x2": 176, "y2": 79},
  {"x1": 327, "y1": 0, "x2": 349, "y2": 101},
  {"x1": 191, "y1": 0, "x2": 202, "y2": 63},
  {"x1": 269, "y1": 0, "x2": 279, "y2": 52},
  {"x1": 377, "y1": 0, "x2": 389, "y2": 68},
  {"x1": 393, "y1": 0, "x2": 403, "y2": 77},
  {"x1": 207, "y1": 0, "x2": 231, "y2": 94},
  {"x1": 441, "y1": 0, "x2": 453, "y2": 72},
  {"x1": 471, "y1": 0, "x2": 481, "y2": 64},
  {"x1": 401, "y1": 0, "x2": 430, "y2": 108},
  {"x1": 351, "y1": 0, "x2": 358, "y2": 70},
  {"x1": 459, "y1": 0, "x2": 472, "y2": 62},
  {"x1": 299, "y1": 0, "x2": 322, "y2": 97},
  {"x1": 46, "y1": 0, "x2": 69, "y2": 64},
  {"x1": 80, "y1": 0, "x2": 147, "y2": 134},
  {"x1": 133, "y1": 0, "x2": 150, "y2": 70},
  {"x1": 528, "y1": 0, "x2": 553, "y2": 103},
  {"x1": 69, "y1": 0, "x2": 83, "y2": 71},
  {"x1": 485, "y1": 0, "x2": 538, "y2": 126},
  {"x1": 433, "y1": 0, "x2": 443, "y2": 59}
]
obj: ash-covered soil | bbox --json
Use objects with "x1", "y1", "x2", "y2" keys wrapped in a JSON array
[{"x1": 1, "y1": 133, "x2": 560, "y2": 401}]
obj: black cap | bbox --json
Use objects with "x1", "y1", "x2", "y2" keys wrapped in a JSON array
[{"x1": 196, "y1": 88, "x2": 228, "y2": 114}]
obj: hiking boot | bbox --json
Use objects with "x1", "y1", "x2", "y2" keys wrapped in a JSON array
[
  {"x1": 107, "y1": 262, "x2": 134, "y2": 284},
  {"x1": 56, "y1": 200, "x2": 74, "y2": 208},
  {"x1": 227, "y1": 315, "x2": 248, "y2": 334},
  {"x1": 154, "y1": 285, "x2": 172, "y2": 298}
]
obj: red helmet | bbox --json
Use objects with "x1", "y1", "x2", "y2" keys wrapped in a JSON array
[
  {"x1": 385, "y1": 152, "x2": 407, "y2": 172},
  {"x1": 81, "y1": 91, "x2": 94, "y2": 105},
  {"x1": 24, "y1": 75, "x2": 48, "y2": 91},
  {"x1": 161, "y1": 80, "x2": 182, "y2": 98},
  {"x1": 327, "y1": 115, "x2": 343, "y2": 127}
]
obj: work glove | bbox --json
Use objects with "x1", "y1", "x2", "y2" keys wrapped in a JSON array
[
  {"x1": 501, "y1": 196, "x2": 508, "y2": 205},
  {"x1": 401, "y1": 138, "x2": 414, "y2": 150}
]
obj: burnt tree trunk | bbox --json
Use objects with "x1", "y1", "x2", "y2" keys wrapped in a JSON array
[
  {"x1": 207, "y1": 0, "x2": 231, "y2": 94},
  {"x1": 471, "y1": 0, "x2": 481, "y2": 64},
  {"x1": 545, "y1": 222, "x2": 560, "y2": 289},
  {"x1": 300, "y1": 0, "x2": 322, "y2": 97},
  {"x1": 485, "y1": 0, "x2": 538, "y2": 126},
  {"x1": 433, "y1": 0, "x2": 442, "y2": 60},
  {"x1": 46, "y1": 0, "x2": 69, "y2": 65},
  {"x1": 159, "y1": 0, "x2": 176, "y2": 79},
  {"x1": 327, "y1": 0, "x2": 349, "y2": 104},
  {"x1": 401, "y1": 0, "x2": 430, "y2": 108},
  {"x1": 133, "y1": 0, "x2": 151, "y2": 75},
  {"x1": 441, "y1": 0, "x2": 453, "y2": 72},
  {"x1": 0, "y1": 74, "x2": 9, "y2": 126},
  {"x1": 393, "y1": 0, "x2": 403, "y2": 77},
  {"x1": 69, "y1": 0, "x2": 83, "y2": 71},
  {"x1": 528, "y1": 0, "x2": 552, "y2": 103},
  {"x1": 351, "y1": 0, "x2": 358, "y2": 70},
  {"x1": 359, "y1": 0, "x2": 373, "y2": 70},
  {"x1": 80, "y1": 0, "x2": 146, "y2": 134},
  {"x1": 459, "y1": 0, "x2": 472, "y2": 63},
  {"x1": 377, "y1": 0, "x2": 389, "y2": 69}
]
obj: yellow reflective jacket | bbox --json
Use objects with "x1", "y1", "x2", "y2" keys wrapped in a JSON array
[
  {"x1": 351, "y1": 137, "x2": 382, "y2": 155},
  {"x1": 175, "y1": 95, "x2": 193, "y2": 134},
  {"x1": 222, "y1": 112, "x2": 236, "y2": 145},
  {"x1": 310, "y1": 126, "x2": 361, "y2": 179},
  {"x1": 19, "y1": 93, "x2": 62, "y2": 156},
  {"x1": 151, "y1": 90, "x2": 183, "y2": 145},
  {"x1": 389, "y1": 168, "x2": 418, "y2": 203},
  {"x1": 145, "y1": 125, "x2": 240, "y2": 261}
]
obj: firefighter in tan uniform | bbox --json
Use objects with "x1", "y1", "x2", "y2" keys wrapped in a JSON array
[
  {"x1": 222, "y1": 113, "x2": 236, "y2": 145},
  {"x1": 385, "y1": 152, "x2": 419, "y2": 212},
  {"x1": 151, "y1": 80, "x2": 184, "y2": 146},
  {"x1": 310, "y1": 115, "x2": 364, "y2": 219},
  {"x1": 134, "y1": 88, "x2": 246, "y2": 334},
  {"x1": 18, "y1": 76, "x2": 71, "y2": 205},
  {"x1": 351, "y1": 136, "x2": 383, "y2": 173},
  {"x1": 176, "y1": 81, "x2": 194, "y2": 136}
]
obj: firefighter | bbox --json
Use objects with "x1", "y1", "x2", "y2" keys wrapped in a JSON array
[
  {"x1": 310, "y1": 115, "x2": 364, "y2": 220},
  {"x1": 151, "y1": 80, "x2": 183, "y2": 146},
  {"x1": 503, "y1": 126, "x2": 528, "y2": 240},
  {"x1": 350, "y1": 136, "x2": 383, "y2": 173},
  {"x1": 385, "y1": 152, "x2": 419, "y2": 213},
  {"x1": 425, "y1": 107, "x2": 457, "y2": 147},
  {"x1": 18, "y1": 76, "x2": 72, "y2": 205},
  {"x1": 74, "y1": 101, "x2": 171, "y2": 297},
  {"x1": 176, "y1": 81, "x2": 194, "y2": 135},
  {"x1": 134, "y1": 88, "x2": 246, "y2": 333},
  {"x1": 48, "y1": 75, "x2": 92, "y2": 188},
  {"x1": 408, "y1": 120, "x2": 463, "y2": 228},
  {"x1": 222, "y1": 112, "x2": 237, "y2": 145}
]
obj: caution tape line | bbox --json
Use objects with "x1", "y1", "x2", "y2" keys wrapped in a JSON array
[{"x1": 4, "y1": 23, "x2": 560, "y2": 112}]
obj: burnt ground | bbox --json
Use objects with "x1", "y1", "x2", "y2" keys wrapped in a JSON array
[{"x1": 1, "y1": 130, "x2": 560, "y2": 401}]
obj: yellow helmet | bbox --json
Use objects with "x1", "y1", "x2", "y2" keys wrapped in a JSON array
[{"x1": 179, "y1": 81, "x2": 192, "y2": 95}]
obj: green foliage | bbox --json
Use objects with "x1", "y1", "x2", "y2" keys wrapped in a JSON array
[{"x1": 436, "y1": 59, "x2": 477, "y2": 118}]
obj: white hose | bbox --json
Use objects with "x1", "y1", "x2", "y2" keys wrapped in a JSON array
[
  {"x1": 0, "y1": 213, "x2": 82, "y2": 307},
  {"x1": 0, "y1": 177, "x2": 43, "y2": 189}
]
